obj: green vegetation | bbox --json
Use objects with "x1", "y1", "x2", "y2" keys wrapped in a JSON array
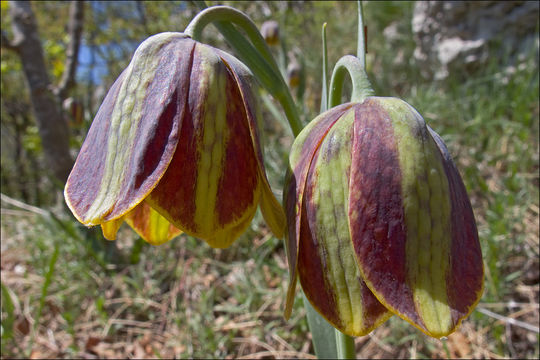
[{"x1": 1, "y1": 1, "x2": 538, "y2": 358}]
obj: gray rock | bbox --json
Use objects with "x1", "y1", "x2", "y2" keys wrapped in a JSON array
[{"x1": 412, "y1": 1, "x2": 539, "y2": 79}]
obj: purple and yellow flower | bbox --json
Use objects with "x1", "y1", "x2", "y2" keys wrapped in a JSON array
[
  {"x1": 65, "y1": 32, "x2": 285, "y2": 248},
  {"x1": 284, "y1": 97, "x2": 483, "y2": 337}
]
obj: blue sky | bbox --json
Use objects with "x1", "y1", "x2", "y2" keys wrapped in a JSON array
[{"x1": 75, "y1": 1, "x2": 187, "y2": 85}]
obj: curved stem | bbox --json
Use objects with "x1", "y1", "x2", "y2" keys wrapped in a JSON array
[
  {"x1": 185, "y1": 6, "x2": 278, "y2": 73},
  {"x1": 185, "y1": 5, "x2": 302, "y2": 136},
  {"x1": 329, "y1": 55, "x2": 374, "y2": 107}
]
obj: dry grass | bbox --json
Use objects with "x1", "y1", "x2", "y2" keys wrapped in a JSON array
[{"x1": 1, "y1": 188, "x2": 539, "y2": 358}]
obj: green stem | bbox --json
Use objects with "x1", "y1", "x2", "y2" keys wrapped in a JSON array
[
  {"x1": 329, "y1": 55, "x2": 374, "y2": 107},
  {"x1": 328, "y1": 0, "x2": 372, "y2": 108},
  {"x1": 335, "y1": 329, "x2": 356, "y2": 359},
  {"x1": 185, "y1": 6, "x2": 278, "y2": 72},
  {"x1": 185, "y1": 5, "x2": 303, "y2": 136}
]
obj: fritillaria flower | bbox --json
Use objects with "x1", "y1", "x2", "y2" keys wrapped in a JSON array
[
  {"x1": 260, "y1": 20, "x2": 280, "y2": 46},
  {"x1": 287, "y1": 61, "x2": 301, "y2": 89},
  {"x1": 284, "y1": 97, "x2": 483, "y2": 338},
  {"x1": 65, "y1": 32, "x2": 285, "y2": 248}
]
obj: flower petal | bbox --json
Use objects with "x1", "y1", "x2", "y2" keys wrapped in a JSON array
[
  {"x1": 124, "y1": 201, "x2": 182, "y2": 245},
  {"x1": 147, "y1": 43, "x2": 260, "y2": 246},
  {"x1": 283, "y1": 103, "x2": 353, "y2": 319},
  {"x1": 101, "y1": 216, "x2": 126, "y2": 241},
  {"x1": 348, "y1": 97, "x2": 483, "y2": 337},
  {"x1": 300, "y1": 109, "x2": 391, "y2": 336},
  {"x1": 427, "y1": 125, "x2": 484, "y2": 330},
  {"x1": 205, "y1": 206, "x2": 257, "y2": 249},
  {"x1": 65, "y1": 33, "x2": 194, "y2": 226},
  {"x1": 217, "y1": 49, "x2": 286, "y2": 239}
]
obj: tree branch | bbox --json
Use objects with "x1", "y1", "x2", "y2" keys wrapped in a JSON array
[
  {"x1": 9, "y1": 1, "x2": 73, "y2": 183},
  {"x1": 55, "y1": 0, "x2": 84, "y2": 100},
  {"x1": 1, "y1": 30, "x2": 21, "y2": 51}
]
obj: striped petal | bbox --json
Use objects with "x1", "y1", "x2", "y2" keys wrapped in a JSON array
[
  {"x1": 124, "y1": 201, "x2": 182, "y2": 245},
  {"x1": 100, "y1": 201, "x2": 181, "y2": 245},
  {"x1": 101, "y1": 216, "x2": 126, "y2": 241},
  {"x1": 348, "y1": 97, "x2": 483, "y2": 337},
  {"x1": 217, "y1": 49, "x2": 286, "y2": 239},
  {"x1": 65, "y1": 33, "x2": 194, "y2": 226},
  {"x1": 300, "y1": 109, "x2": 391, "y2": 336},
  {"x1": 146, "y1": 43, "x2": 261, "y2": 248},
  {"x1": 428, "y1": 126, "x2": 484, "y2": 330},
  {"x1": 283, "y1": 103, "x2": 353, "y2": 318}
]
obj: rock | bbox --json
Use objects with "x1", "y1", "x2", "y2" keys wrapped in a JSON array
[{"x1": 412, "y1": 1, "x2": 539, "y2": 79}]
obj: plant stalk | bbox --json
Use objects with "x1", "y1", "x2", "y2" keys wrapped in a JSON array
[{"x1": 329, "y1": 55, "x2": 374, "y2": 107}]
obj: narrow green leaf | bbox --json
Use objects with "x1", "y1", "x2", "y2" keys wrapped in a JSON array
[
  {"x1": 0, "y1": 282, "x2": 16, "y2": 339},
  {"x1": 303, "y1": 291, "x2": 338, "y2": 359},
  {"x1": 335, "y1": 329, "x2": 356, "y2": 359},
  {"x1": 320, "y1": 23, "x2": 328, "y2": 113},
  {"x1": 28, "y1": 243, "x2": 59, "y2": 357}
]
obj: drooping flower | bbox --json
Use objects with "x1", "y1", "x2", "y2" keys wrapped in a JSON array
[
  {"x1": 287, "y1": 61, "x2": 301, "y2": 90},
  {"x1": 65, "y1": 32, "x2": 285, "y2": 248},
  {"x1": 284, "y1": 97, "x2": 483, "y2": 338},
  {"x1": 260, "y1": 20, "x2": 280, "y2": 46}
]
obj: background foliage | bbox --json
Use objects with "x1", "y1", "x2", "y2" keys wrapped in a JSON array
[{"x1": 1, "y1": 1, "x2": 539, "y2": 358}]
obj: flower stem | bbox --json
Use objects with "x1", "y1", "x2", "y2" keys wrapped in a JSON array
[
  {"x1": 185, "y1": 5, "x2": 303, "y2": 136},
  {"x1": 185, "y1": 6, "x2": 278, "y2": 75},
  {"x1": 329, "y1": 55, "x2": 374, "y2": 107},
  {"x1": 328, "y1": 0, "x2": 372, "y2": 108}
]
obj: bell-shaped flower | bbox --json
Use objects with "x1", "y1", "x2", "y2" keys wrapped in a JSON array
[
  {"x1": 284, "y1": 97, "x2": 483, "y2": 338},
  {"x1": 65, "y1": 32, "x2": 286, "y2": 248},
  {"x1": 260, "y1": 20, "x2": 280, "y2": 46}
]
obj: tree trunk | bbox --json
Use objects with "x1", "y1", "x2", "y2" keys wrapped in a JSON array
[{"x1": 7, "y1": 1, "x2": 75, "y2": 183}]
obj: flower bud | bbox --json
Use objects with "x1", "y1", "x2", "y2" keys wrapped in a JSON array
[
  {"x1": 63, "y1": 97, "x2": 84, "y2": 127},
  {"x1": 260, "y1": 20, "x2": 280, "y2": 46},
  {"x1": 287, "y1": 61, "x2": 301, "y2": 89},
  {"x1": 284, "y1": 97, "x2": 483, "y2": 338},
  {"x1": 65, "y1": 32, "x2": 285, "y2": 248}
]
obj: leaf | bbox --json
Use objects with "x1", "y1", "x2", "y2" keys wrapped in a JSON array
[
  {"x1": 303, "y1": 291, "x2": 338, "y2": 359},
  {"x1": 0, "y1": 282, "x2": 16, "y2": 339}
]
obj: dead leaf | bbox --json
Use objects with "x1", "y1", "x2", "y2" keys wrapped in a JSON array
[
  {"x1": 85, "y1": 336, "x2": 101, "y2": 351},
  {"x1": 15, "y1": 316, "x2": 30, "y2": 336}
]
